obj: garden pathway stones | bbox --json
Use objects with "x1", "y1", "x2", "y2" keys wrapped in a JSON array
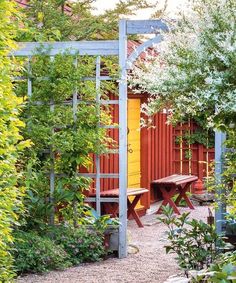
[{"x1": 17, "y1": 206, "x2": 209, "y2": 283}]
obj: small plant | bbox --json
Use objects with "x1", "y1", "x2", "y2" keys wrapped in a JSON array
[
  {"x1": 13, "y1": 230, "x2": 71, "y2": 274},
  {"x1": 220, "y1": 212, "x2": 236, "y2": 247},
  {"x1": 158, "y1": 205, "x2": 224, "y2": 276},
  {"x1": 13, "y1": 224, "x2": 107, "y2": 274},
  {"x1": 171, "y1": 193, "x2": 191, "y2": 207},
  {"x1": 83, "y1": 208, "x2": 119, "y2": 233}
]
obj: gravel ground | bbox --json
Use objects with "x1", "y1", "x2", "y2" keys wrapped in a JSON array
[{"x1": 17, "y1": 204, "x2": 210, "y2": 283}]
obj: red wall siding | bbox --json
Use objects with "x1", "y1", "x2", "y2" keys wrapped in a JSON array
[
  {"x1": 140, "y1": 112, "x2": 173, "y2": 206},
  {"x1": 84, "y1": 94, "x2": 120, "y2": 192},
  {"x1": 172, "y1": 123, "x2": 214, "y2": 181},
  {"x1": 141, "y1": 115, "x2": 215, "y2": 207},
  {"x1": 100, "y1": 93, "x2": 119, "y2": 191},
  {"x1": 82, "y1": 95, "x2": 215, "y2": 210}
]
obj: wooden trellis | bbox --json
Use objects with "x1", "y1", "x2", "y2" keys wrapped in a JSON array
[{"x1": 13, "y1": 19, "x2": 169, "y2": 258}]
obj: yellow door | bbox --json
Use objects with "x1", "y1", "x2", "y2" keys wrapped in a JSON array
[
  {"x1": 128, "y1": 99, "x2": 141, "y2": 188},
  {"x1": 127, "y1": 99, "x2": 144, "y2": 210}
]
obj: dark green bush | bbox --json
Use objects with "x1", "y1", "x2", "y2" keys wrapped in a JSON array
[
  {"x1": 46, "y1": 225, "x2": 106, "y2": 265},
  {"x1": 13, "y1": 225, "x2": 106, "y2": 275},
  {"x1": 13, "y1": 231, "x2": 71, "y2": 274}
]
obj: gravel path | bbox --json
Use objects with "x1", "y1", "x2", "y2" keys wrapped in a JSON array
[{"x1": 17, "y1": 205, "x2": 210, "y2": 283}]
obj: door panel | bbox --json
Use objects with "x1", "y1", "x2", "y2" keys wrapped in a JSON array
[
  {"x1": 128, "y1": 99, "x2": 143, "y2": 209},
  {"x1": 128, "y1": 99, "x2": 141, "y2": 188}
]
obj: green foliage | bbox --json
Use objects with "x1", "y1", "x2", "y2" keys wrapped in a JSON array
[
  {"x1": 222, "y1": 212, "x2": 236, "y2": 236},
  {"x1": 15, "y1": 50, "x2": 117, "y2": 227},
  {"x1": 175, "y1": 128, "x2": 214, "y2": 149},
  {"x1": 131, "y1": 0, "x2": 236, "y2": 130},
  {"x1": 13, "y1": 224, "x2": 107, "y2": 274},
  {"x1": 0, "y1": 1, "x2": 28, "y2": 280},
  {"x1": 46, "y1": 224, "x2": 106, "y2": 265},
  {"x1": 17, "y1": 0, "x2": 159, "y2": 41},
  {"x1": 208, "y1": 129, "x2": 236, "y2": 214},
  {"x1": 131, "y1": 3, "x2": 236, "y2": 277},
  {"x1": 222, "y1": 129, "x2": 236, "y2": 213},
  {"x1": 207, "y1": 252, "x2": 236, "y2": 283},
  {"x1": 83, "y1": 208, "x2": 119, "y2": 233},
  {"x1": 171, "y1": 193, "x2": 191, "y2": 207},
  {"x1": 193, "y1": 251, "x2": 236, "y2": 283},
  {"x1": 158, "y1": 205, "x2": 223, "y2": 274},
  {"x1": 13, "y1": 230, "x2": 71, "y2": 274}
]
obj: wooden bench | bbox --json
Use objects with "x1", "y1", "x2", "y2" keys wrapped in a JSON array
[
  {"x1": 89, "y1": 188, "x2": 148, "y2": 228},
  {"x1": 151, "y1": 174, "x2": 198, "y2": 215}
]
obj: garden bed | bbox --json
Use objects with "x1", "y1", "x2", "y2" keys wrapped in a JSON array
[{"x1": 17, "y1": 205, "x2": 209, "y2": 283}]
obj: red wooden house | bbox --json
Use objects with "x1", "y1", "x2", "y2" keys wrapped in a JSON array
[
  {"x1": 96, "y1": 98, "x2": 214, "y2": 216},
  {"x1": 87, "y1": 41, "x2": 215, "y2": 216},
  {"x1": 16, "y1": 1, "x2": 214, "y2": 215}
]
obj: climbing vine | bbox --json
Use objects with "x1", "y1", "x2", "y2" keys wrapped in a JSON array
[
  {"x1": 175, "y1": 125, "x2": 215, "y2": 161},
  {"x1": 220, "y1": 129, "x2": 236, "y2": 213},
  {"x1": 16, "y1": 51, "x2": 118, "y2": 228},
  {"x1": 175, "y1": 128, "x2": 214, "y2": 149}
]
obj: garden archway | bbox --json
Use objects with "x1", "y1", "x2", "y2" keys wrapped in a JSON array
[
  {"x1": 12, "y1": 18, "x2": 226, "y2": 258},
  {"x1": 13, "y1": 19, "x2": 169, "y2": 258}
]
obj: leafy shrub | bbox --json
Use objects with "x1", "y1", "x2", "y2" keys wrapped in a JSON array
[
  {"x1": 13, "y1": 231, "x2": 71, "y2": 274},
  {"x1": 0, "y1": 1, "x2": 29, "y2": 281},
  {"x1": 221, "y1": 130, "x2": 236, "y2": 214},
  {"x1": 46, "y1": 225, "x2": 106, "y2": 265},
  {"x1": 193, "y1": 251, "x2": 236, "y2": 282},
  {"x1": 207, "y1": 251, "x2": 236, "y2": 283},
  {"x1": 158, "y1": 206, "x2": 224, "y2": 275},
  {"x1": 81, "y1": 208, "x2": 119, "y2": 233},
  {"x1": 13, "y1": 224, "x2": 106, "y2": 274}
]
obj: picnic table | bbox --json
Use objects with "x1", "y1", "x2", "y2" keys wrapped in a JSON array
[
  {"x1": 151, "y1": 174, "x2": 198, "y2": 215},
  {"x1": 89, "y1": 188, "x2": 148, "y2": 227}
]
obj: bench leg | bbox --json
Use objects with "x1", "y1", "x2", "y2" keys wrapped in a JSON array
[
  {"x1": 175, "y1": 184, "x2": 194, "y2": 210},
  {"x1": 156, "y1": 187, "x2": 181, "y2": 215},
  {"x1": 127, "y1": 196, "x2": 144, "y2": 228}
]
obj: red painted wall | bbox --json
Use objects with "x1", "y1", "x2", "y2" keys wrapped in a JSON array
[
  {"x1": 82, "y1": 95, "x2": 215, "y2": 211},
  {"x1": 140, "y1": 112, "x2": 214, "y2": 209},
  {"x1": 140, "y1": 112, "x2": 173, "y2": 208}
]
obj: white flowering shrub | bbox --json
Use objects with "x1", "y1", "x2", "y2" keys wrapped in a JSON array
[
  {"x1": 130, "y1": 0, "x2": 236, "y2": 211},
  {"x1": 130, "y1": 0, "x2": 236, "y2": 130}
]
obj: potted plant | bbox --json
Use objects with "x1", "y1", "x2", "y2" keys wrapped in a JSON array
[
  {"x1": 83, "y1": 208, "x2": 119, "y2": 252},
  {"x1": 223, "y1": 213, "x2": 236, "y2": 247}
]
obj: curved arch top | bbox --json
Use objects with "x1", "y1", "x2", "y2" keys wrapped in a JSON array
[
  {"x1": 121, "y1": 19, "x2": 168, "y2": 69},
  {"x1": 126, "y1": 35, "x2": 163, "y2": 69}
]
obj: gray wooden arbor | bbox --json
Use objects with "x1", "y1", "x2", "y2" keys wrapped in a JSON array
[
  {"x1": 14, "y1": 19, "x2": 168, "y2": 258},
  {"x1": 13, "y1": 19, "x2": 226, "y2": 258}
]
